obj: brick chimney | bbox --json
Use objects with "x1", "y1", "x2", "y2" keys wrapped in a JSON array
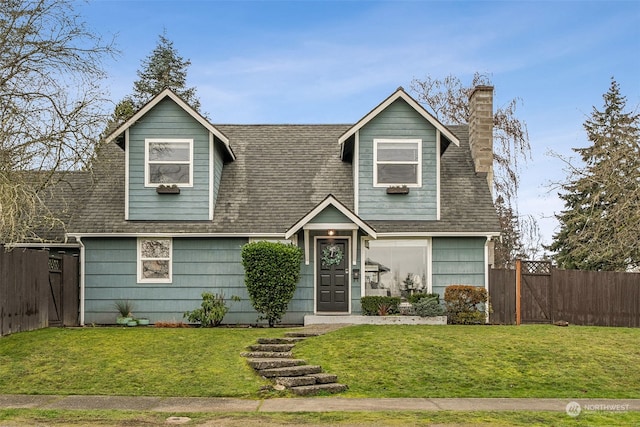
[{"x1": 468, "y1": 85, "x2": 494, "y2": 194}]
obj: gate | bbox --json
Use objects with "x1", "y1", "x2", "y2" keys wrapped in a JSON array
[
  {"x1": 48, "y1": 253, "x2": 79, "y2": 327},
  {"x1": 518, "y1": 260, "x2": 552, "y2": 324}
]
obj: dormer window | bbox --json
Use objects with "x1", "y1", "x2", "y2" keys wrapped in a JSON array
[
  {"x1": 145, "y1": 138, "x2": 193, "y2": 187},
  {"x1": 373, "y1": 139, "x2": 422, "y2": 187}
]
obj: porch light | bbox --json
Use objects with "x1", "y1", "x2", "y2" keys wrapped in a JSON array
[{"x1": 327, "y1": 229, "x2": 336, "y2": 236}]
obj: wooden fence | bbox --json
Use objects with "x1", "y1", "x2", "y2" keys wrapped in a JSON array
[
  {"x1": 1, "y1": 246, "x2": 79, "y2": 336},
  {"x1": 489, "y1": 260, "x2": 640, "y2": 327}
]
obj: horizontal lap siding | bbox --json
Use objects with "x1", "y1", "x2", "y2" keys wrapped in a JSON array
[
  {"x1": 358, "y1": 99, "x2": 437, "y2": 221},
  {"x1": 432, "y1": 237, "x2": 486, "y2": 296},
  {"x1": 128, "y1": 99, "x2": 211, "y2": 220},
  {"x1": 83, "y1": 237, "x2": 312, "y2": 325}
]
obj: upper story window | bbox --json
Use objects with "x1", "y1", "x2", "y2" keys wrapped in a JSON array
[
  {"x1": 145, "y1": 139, "x2": 193, "y2": 187},
  {"x1": 373, "y1": 139, "x2": 422, "y2": 187}
]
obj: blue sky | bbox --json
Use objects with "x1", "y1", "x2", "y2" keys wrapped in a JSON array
[{"x1": 77, "y1": 0, "x2": 640, "y2": 248}]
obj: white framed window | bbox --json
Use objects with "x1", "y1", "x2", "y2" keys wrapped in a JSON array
[
  {"x1": 138, "y1": 237, "x2": 172, "y2": 283},
  {"x1": 363, "y1": 239, "x2": 430, "y2": 297},
  {"x1": 145, "y1": 139, "x2": 193, "y2": 186},
  {"x1": 373, "y1": 139, "x2": 422, "y2": 187}
]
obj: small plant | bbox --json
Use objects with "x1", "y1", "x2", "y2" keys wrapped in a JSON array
[
  {"x1": 184, "y1": 292, "x2": 240, "y2": 327},
  {"x1": 408, "y1": 292, "x2": 440, "y2": 304},
  {"x1": 413, "y1": 297, "x2": 445, "y2": 317},
  {"x1": 114, "y1": 300, "x2": 134, "y2": 318},
  {"x1": 361, "y1": 296, "x2": 401, "y2": 316}
]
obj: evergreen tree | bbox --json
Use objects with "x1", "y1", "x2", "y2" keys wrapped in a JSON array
[
  {"x1": 550, "y1": 78, "x2": 640, "y2": 271},
  {"x1": 106, "y1": 32, "x2": 200, "y2": 132},
  {"x1": 132, "y1": 32, "x2": 200, "y2": 110}
]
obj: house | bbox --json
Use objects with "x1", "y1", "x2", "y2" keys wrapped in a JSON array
[{"x1": 33, "y1": 86, "x2": 500, "y2": 325}]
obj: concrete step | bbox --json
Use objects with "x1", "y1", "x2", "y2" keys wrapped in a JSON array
[
  {"x1": 248, "y1": 343, "x2": 295, "y2": 352},
  {"x1": 289, "y1": 383, "x2": 348, "y2": 396},
  {"x1": 257, "y1": 337, "x2": 305, "y2": 344},
  {"x1": 240, "y1": 351, "x2": 293, "y2": 358},
  {"x1": 308, "y1": 373, "x2": 338, "y2": 384},
  {"x1": 247, "y1": 358, "x2": 305, "y2": 370},
  {"x1": 284, "y1": 331, "x2": 320, "y2": 338},
  {"x1": 259, "y1": 364, "x2": 322, "y2": 378},
  {"x1": 275, "y1": 375, "x2": 318, "y2": 387}
]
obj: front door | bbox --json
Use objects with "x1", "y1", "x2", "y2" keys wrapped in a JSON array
[{"x1": 316, "y1": 239, "x2": 349, "y2": 313}]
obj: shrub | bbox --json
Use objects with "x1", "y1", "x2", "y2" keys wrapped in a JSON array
[
  {"x1": 184, "y1": 292, "x2": 240, "y2": 327},
  {"x1": 408, "y1": 292, "x2": 440, "y2": 304},
  {"x1": 361, "y1": 296, "x2": 401, "y2": 316},
  {"x1": 241, "y1": 241, "x2": 303, "y2": 327},
  {"x1": 413, "y1": 297, "x2": 445, "y2": 317},
  {"x1": 444, "y1": 285, "x2": 488, "y2": 324}
]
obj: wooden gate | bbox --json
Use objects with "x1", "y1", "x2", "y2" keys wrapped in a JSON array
[
  {"x1": 48, "y1": 254, "x2": 79, "y2": 327},
  {"x1": 519, "y1": 260, "x2": 552, "y2": 324}
]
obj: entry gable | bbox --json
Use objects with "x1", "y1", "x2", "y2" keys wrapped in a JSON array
[{"x1": 285, "y1": 195, "x2": 377, "y2": 240}]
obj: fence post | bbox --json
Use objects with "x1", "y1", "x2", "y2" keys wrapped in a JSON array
[{"x1": 515, "y1": 259, "x2": 521, "y2": 326}]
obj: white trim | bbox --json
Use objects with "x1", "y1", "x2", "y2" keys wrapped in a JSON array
[
  {"x1": 377, "y1": 232, "x2": 501, "y2": 238},
  {"x1": 78, "y1": 237, "x2": 86, "y2": 326},
  {"x1": 104, "y1": 89, "x2": 235, "y2": 161},
  {"x1": 373, "y1": 138, "x2": 422, "y2": 188},
  {"x1": 125, "y1": 129, "x2": 130, "y2": 220},
  {"x1": 137, "y1": 237, "x2": 173, "y2": 284},
  {"x1": 313, "y1": 236, "x2": 351, "y2": 315},
  {"x1": 338, "y1": 88, "x2": 459, "y2": 147},
  {"x1": 304, "y1": 229, "x2": 310, "y2": 265},
  {"x1": 285, "y1": 195, "x2": 377, "y2": 240},
  {"x1": 303, "y1": 223, "x2": 358, "y2": 231},
  {"x1": 67, "y1": 232, "x2": 287, "y2": 238},
  {"x1": 484, "y1": 236, "x2": 491, "y2": 323},
  {"x1": 427, "y1": 236, "x2": 433, "y2": 293},
  {"x1": 144, "y1": 138, "x2": 194, "y2": 187},
  {"x1": 209, "y1": 132, "x2": 214, "y2": 220},
  {"x1": 9, "y1": 243, "x2": 80, "y2": 249},
  {"x1": 436, "y1": 131, "x2": 441, "y2": 220},
  {"x1": 354, "y1": 131, "x2": 359, "y2": 214}
]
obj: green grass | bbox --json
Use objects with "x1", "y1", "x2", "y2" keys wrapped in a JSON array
[
  {"x1": 0, "y1": 409, "x2": 638, "y2": 426},
  {"x1": 294, "y1": 324, "x2": 640, "y2": 398},
  {"x1": 0, "y1": 327, "x2": 289, "y2": 397},
  {"x1": 0, "y1": 324, "x2": 639, "y2": 400}
]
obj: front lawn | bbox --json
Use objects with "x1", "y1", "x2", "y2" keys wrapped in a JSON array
[
  {"x1": 294, "y1": 324, "x2": 640, "y2": 398},
  {"x1": 0, "y1": 324, "x2": 638, "y2": 399}
]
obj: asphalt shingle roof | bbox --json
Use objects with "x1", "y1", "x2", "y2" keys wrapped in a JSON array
[{"x1": 54, "y1": 123, "x2": 499, "y2": 239}]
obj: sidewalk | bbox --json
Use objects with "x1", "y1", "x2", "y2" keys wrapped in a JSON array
[{"x1": 0, "y1": 394, "x2": 639, "y2": 413}]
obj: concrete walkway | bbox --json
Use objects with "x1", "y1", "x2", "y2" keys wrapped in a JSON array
[{"x1": 0, "y1": 394, "x2": 639, "y2": 413}]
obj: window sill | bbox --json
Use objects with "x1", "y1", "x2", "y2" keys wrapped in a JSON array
[{"x1": 386, "y1": 186, "x2": 410, "y2": 195}]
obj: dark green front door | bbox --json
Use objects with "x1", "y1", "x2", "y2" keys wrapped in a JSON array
[{"x1": 317, "y1": 239, "x2": 349, "y2": 313}]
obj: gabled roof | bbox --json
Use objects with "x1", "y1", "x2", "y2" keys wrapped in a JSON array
[
  {"x1": 104, "y1": 89, "x2": 235, "y2": 161},
  {"x1": 284, "y1": 195, "x2": 377, "y2": 240},
  {"x1": 338, "y1": 87, "x2": 459, "y2": 156}
]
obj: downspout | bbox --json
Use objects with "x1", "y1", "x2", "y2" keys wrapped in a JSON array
[
  {"x1": 484, "y1": 236, "x2": 492, "y2": 323},
  {"x1": 75, "y1": 236, "x2": 86, "y2": 326}
]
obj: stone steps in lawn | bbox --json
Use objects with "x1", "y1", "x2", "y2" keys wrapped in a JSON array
[
  {"x1": 247, "y1": 358, "x2": 306, "y2": 370},
  {"x1": 240, "y1": 351, "x2": 293, "y2": 358},
  {"x1": 289, "y1": 383, "x2": 349, "y2": 396},
  {"x1": 258, "y1": 364, "x2": 322, "y2": 378},
  {"x1": 248, "y1": 343, "x2": 295, "y2": 352}
]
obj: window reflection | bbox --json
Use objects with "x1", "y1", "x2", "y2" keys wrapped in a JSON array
[{"x1": 365, "y1": 240, "x2": 428, "y2": 298}]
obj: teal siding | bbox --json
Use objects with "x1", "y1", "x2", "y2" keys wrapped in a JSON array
[
  {"x1": 83, "y1": 237, "x2": 316, "y2": 325},
  {"x1": 212, "y1": 142, "x2": 225, "y2": 210},
  {"x1": 432, "y1": 237, "x2": 486, "y2": 296},
  {"x1": 128, "y1": 98, "x2": 211, "y2": 220},
  {"x1": 309, "y1": 205, "x2": 352, "y2": 223},
  {"x1": 358, "y1": 99, "x2": 438, "y2": 220}
]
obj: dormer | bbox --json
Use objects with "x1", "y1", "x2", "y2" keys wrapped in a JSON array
[
  {"x1": 104, "y1": 89, "x2": 234, "y2": 221},
  {"x1": 338, "y1": 87, "x2": 459, "y2": 221}
]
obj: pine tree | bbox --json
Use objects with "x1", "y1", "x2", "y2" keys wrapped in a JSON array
[
  {"x1": 105, "y1": 32, "x2": 200, "y2": 132},
  {"x1": 131, "y1": 32, "x2": 200, "y2": 110},
  {"x1": 550, "y1": 78, "x2": 640, "y2": 271}
]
